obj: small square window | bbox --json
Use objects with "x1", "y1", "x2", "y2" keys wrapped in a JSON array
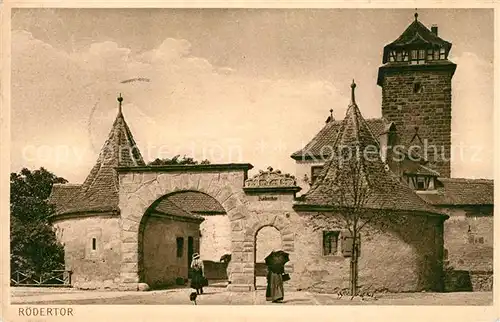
[
  {"x1": 323, "y1": 231, "x2": 339, "y2": 256},
  {"x1": 176, "y1": 237, "x2": 184, "y2": 258}
]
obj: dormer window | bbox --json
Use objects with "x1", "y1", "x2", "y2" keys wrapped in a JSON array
[
  {"x1": 416, "y1": 176, "x2": 426, "y2": 190},
  {"x1": 311, "y1": 165, "x2": 324, "y2": 185},
  {"x1": 408, "y1": 175, "x2": 436, "y2": 191}
]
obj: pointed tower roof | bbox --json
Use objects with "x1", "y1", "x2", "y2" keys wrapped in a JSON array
[
  {"x1": 59, "y1": 95, "x2": 145, "y2": 215},
  {"x1": 382, "y1": 12, "x2": 452, "y2": 64},
  {"x1": 298, "y1": 81, "x2": 443, "y2": 216}
]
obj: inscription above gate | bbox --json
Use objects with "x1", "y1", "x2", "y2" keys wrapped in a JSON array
[{"x1": 244, "y1": 167, "x2": 301, "y2": 194}]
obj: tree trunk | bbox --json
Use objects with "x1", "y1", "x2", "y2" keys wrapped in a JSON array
[{"x1": 350, "y1": 233, "x2": 359, "y2": 296}]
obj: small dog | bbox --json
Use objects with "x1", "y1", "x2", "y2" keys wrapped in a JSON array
[{"x1": 190, "y1": 291, "x2": 198, "y2": 305}]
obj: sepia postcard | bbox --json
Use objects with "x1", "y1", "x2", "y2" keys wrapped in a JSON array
[{"x1": 1, "y1": 3, "x2": 498, "y2": 322}]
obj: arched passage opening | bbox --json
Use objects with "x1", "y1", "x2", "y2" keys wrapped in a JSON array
[
  {"x1": 254, "y1": 225, "x2": 282, "y2": 290},
  {"x1": 138, "y1": 190, "x2": 228, "y2": 289}
]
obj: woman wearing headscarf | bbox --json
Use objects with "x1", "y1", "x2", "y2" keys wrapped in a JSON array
[
  {"x1": 190, "y1": 253, "x2": 205, "y2": 295},
  {"x1": 265, "y1": 262, "x2": 285, "y2": 303}
]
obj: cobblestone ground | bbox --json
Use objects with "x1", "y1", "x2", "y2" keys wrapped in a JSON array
[{"x1": 10, "y1": 286, "x2": 493, "y2": 306}]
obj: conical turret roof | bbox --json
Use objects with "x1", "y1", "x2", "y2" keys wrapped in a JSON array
[
  {"x1": 301, "y1": 81, "x2": 443, "y2": 215},
  {"x1": 59, "y1": 95, "x2": 145, "y2": 215}
]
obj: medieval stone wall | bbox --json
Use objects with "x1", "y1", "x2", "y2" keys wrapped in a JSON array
[
  {"x1": 290, "y1": 212, "x2": 445, "y2": 293},
  {"x1": 441, "y1": 206, "x2": 493, "y2": 272},
  {"x1": 381, "y1": 69, "x2": 453, "y2": 177},
  {"x1": 53, "y1": 215, "x2": 122, "y2": 289},
  {"x1": 141, "y1": 214, "x2": 200, "y2": 288}
]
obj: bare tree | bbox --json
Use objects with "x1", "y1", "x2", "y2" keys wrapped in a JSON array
[{"x1": 308, "y1": 145, "x2": 397, "y2": 297}]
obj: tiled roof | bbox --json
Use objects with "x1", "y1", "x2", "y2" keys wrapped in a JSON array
[
  {"x1": 57, "y1": 106, "x2": 145, "y2": 215},
  {"x1": 382, "y1": 15, "x2": 452, "y2": 64},
  {"x1": 291, "y1": 118, "x2": 393, "y2": 160},
  {"x1": 47, "y1": 184, "x2": 81, "y2": 213},
  {"x1": 299, "y1": 83, "x2": 443, "y2": 216},
  {"x1": 150, "y1": 191, "x2": 224, "y2": 220},
  {"x1": 418, "y1": 178, "x2": 494, "y2": 206},
  {"x1": 167, "y1": 191, "x2": 226, "y2": 214},
  {"x1": 404, "y1": 164, "x2": 441, "y2": 177},
  {"x1": 152, "y1": 198, "x2": 204, "y2": 221}
]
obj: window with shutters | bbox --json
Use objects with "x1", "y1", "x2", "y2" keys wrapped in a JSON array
[
  {"x1": 341, "y1": 230, "x2": 361, "y2": 257},
  {"x1": 323, "y1": 231, "x2": 340, "y2": 256}
]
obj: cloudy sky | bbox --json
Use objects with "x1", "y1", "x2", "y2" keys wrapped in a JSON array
[{"x1": 11, "y1": 8, "x2": 494, "y2": 183}]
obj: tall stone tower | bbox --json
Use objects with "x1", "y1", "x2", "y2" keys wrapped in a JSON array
[{"x1": 377, "y1": 13, "x2": 456, "y2": 177}]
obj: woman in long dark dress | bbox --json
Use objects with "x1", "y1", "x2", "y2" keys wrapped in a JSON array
[
  {"x1": 190, "y1": 253, "x2": 205, "y2": 295},
  {"x1": 265, "y1": 263, "x2": 284, "y2": 303}
]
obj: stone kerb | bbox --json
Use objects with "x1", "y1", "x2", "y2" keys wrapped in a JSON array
[{"x1": 118, "y1": 168, "x2": 249, "y2": 290}]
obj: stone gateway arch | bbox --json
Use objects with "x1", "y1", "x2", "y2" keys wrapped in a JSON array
[{"x1": 117, "y1": 165, "x2": 298, "y2": 291}]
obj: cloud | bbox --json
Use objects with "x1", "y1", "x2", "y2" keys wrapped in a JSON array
[
  {"x1": 12, "y1": 31, "x2": 493, "y2": 183},
  {"x1": 450, "y1": 51, "x2": 494, "y2": 179},
  {"x1": 11, "y1": 30, "x2": 344, "y2": 182}
]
